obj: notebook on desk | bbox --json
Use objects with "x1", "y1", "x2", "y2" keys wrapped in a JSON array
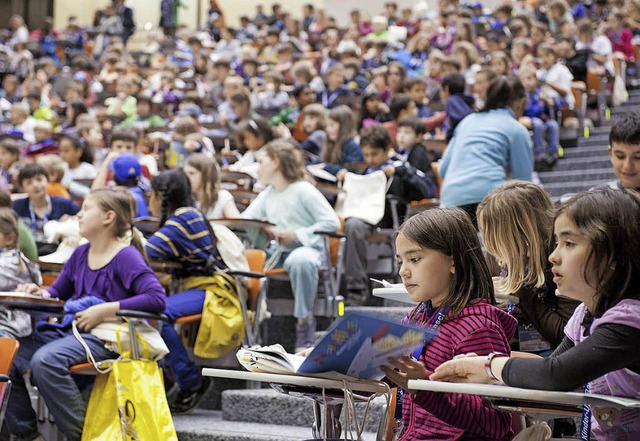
[{"x1": 237, "y1": 312, "x2": 433, "y2": 380}]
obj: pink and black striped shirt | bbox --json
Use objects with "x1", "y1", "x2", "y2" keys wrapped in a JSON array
[{"x1": 399, "y1": 299, "x2": 518, "y2": 440}]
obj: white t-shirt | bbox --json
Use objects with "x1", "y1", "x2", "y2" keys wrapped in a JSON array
[
  {"x1": 539, "y1": 63, "x2": 575, "y2": 108},
  {"x1": 62, "y1": 162, "x2": 98, "y2": 198},
  {"x1": 199, "y1": 190, "x2": 235, "y2": 219}
]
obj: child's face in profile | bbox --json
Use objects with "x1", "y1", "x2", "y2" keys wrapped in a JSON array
[
  {"x1": 23, "y1": 174, "x2": 49, "y2": 200},
  {"x1": 397, "y1": 126, "x2": 419, "y2": 149},
  {"x1": 539, "y1": 50, "x2": 556, "y2": 70},
  {"x1": 34, "y1": 128, "x2": 51, "y2": 143},
  {"x1": 548, "y1": 213, "x2": 595, "y2": 305},
  {"x1": 84, "y1": 126, "x2": 103, "y2": 146},
  {"x1": 59, "y1": 139, "x2": 81, "y2": 166},
  {"x1": 407, "y1": 84, "x2": 427, "y2": 104},
  {"x1": 361, "y1": 145, "x2": 389, "y2": 169},
  {"x1": 111, "y1": 140, "x2": 136, "y2": 155},
  {"x1": 396, "y1": 232, "x2": 454, "y2": 305},
  {"x1": 243, "y1": 130, "x2": 263, "y2": 151},
  {"x1": 0, "y1": 229, "x2": 16, "y2": 249},
  {"x1": 520, "y1": 71, "x2": 538, "y2": 92},
  {"x1": 0, "y1": 147, "x2": 18, "y2": 169}
]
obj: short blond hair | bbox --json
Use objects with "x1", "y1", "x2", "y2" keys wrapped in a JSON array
[
  {"x1": 36, "y1": 154, "x2": 66, "y2": 183},
  {"x1": 477, "y1": 181, "x2": 554, "y2": 294}
]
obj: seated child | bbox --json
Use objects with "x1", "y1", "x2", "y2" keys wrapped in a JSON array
[
  {"x1": 167, "y1": 116, "x2": 207, "y2": 169},
  {"x1": 59, "y1": 134, "x2": 98, "y2": 199},
  {"x1": 343, "y1": 125, "x2": 438, "y2": 305},
  {"x1": 318, "y1": 63, "x2": 353, "y2": 109},
  {"x1": 0, "y1": 138, "x2": 22, "y2": 191},
  {"x1": 251, "y1": 71, "x2": 290, "y2": 117},
  {"x1": 396, "y1": 117, "x2": 438, "y2": 196},
  {"x1": 92, "y1": 129, "x2": 151, "y2": 190},
  {"x1": 404, "y1": 77, "x2": 433, "y2": 119},
  {"x1": 13, "y1": 163, "x2": 80, "y2": 256},
  {"x1": 536, "y1": 43, "x2": 575, "y2": 111},
  {"x1": 229, "y1": 118, "x2": 275, "y2": 180},
  {"x1": 5, "y1": 103, "x2": 35, "y2": 143},
  {"x1": 519, "y1": 66, "x2": 560, "y2": 168},
  {"x1": 24, "y1": 120, "x2": 58, "y2": 159},
  {"x1": 36, "y1": 154, "x2": 71, "y2": 199},
  {"x1": 383, "y1": 94, "x2": 445, "y2": 148},
  {"x1": 111, "y1": 153, "x2": 149, "y2": 218},
  {"x1": 0, "y1": 189, "x2": 38, "y2": 260},
  {"x1": 440, "y1": 73, "x2": 475, "y2": 140},
  {"x1": 0, "y1": 207, "x2": 41, "y2": 338},
  {"x1": 300, "y1": 103, "x2": 327, "y2": 160}
]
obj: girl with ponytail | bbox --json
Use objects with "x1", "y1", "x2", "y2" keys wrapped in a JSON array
[
  {"x1": 145, "y1": 169, "x2": 229, "y2": 414},
  {"x1": 6, "y1": 187, "x2": 166, "y2": 441}
]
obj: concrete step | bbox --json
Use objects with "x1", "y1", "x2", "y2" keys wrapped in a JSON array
[
  {"x1": 539, "y1": 180, "x2": 612, "y2": 199},
  {"x1": 536, "y1": 169, "x2": 615, "y2": 184},
  {"x1": 577, "y1": 137, "x2": 609, "y2": 148},
  {"x1": 174, "y1": 409, "x2": 380, "y2": 440},
  {"x1": 222, "y1": 388, "x2": 388, "y2": 433},
  {"x1": 562, "y1": 145, "x2": 609, "y2": 158},
  {"x1": 551, "y1": 156, "x2": 612, "y2": 171}
]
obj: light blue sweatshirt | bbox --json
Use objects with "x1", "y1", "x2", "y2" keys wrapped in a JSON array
[
  {"x1": 439, "y1": 108, "x2": 533, "y2": 207},
  {"x1": 241, "y1": 180, "x2": 340, "y2": 251}
]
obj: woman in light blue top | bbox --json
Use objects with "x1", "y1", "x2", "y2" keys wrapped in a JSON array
[
  {"x1": 439, "y1": 76, "x2": 533, "y2": 226},
  {"x1": 242, "y1": 140, "x2": 340, "y2": 351}
]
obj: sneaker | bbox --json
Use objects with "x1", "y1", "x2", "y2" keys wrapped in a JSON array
[
  {"x1": 295, "y1": 314, "x2": 316, "y2": 352},
  {"x1": 169, "y1": 376, "x2": 214, "y2": 414},
  {"x1": 162, "y1": 367, "x2": 179, "y2": 401}
]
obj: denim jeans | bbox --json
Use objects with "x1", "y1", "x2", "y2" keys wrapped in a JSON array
[
  {"x1": 5, "y1": 328, "x2": 116, "y2": 441},
  {"x1": 160, "y1": 288, "x2": 206, "y2": 391},
  {"x1": 531, "y1": 117, "x2": 559, "y2": 159}
]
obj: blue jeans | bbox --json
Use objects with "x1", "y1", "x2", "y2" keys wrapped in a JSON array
[
  {"x1": 160, "y1": 288, "x2": 205, "y2": 391},
  {"x1": 531, "y1": 117, "x2": 559, "y2": 159},
  {"x1": 5, "y1": 328, "x2": 117, "y2": 441}
]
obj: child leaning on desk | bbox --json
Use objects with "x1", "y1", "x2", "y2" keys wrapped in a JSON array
[
  {"x1": 5, "y1": 187, "x2": 166, "y2": 441},
  {"x1": 432, "y1": 189, "x2": 640, "y2": 441},
  {"x1": 0, "y1": 207, "x2": 41, "y2": 339},
  {"x1": 380, "y1": 207, "x2": 517, "y2": 441}
]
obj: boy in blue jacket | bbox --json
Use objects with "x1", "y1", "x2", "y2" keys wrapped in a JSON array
[{"x1": 441, "y1": 73, "x2": 475, "y2": 140}]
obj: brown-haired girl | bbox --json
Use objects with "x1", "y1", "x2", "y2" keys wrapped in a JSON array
[{"x1": 185, "y1": 153, "x2": 240, "y2": 219}]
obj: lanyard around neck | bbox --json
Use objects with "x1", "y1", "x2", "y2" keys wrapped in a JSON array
[{"x1": 28, "y1": 195, "x2": 51, "y2": 233}]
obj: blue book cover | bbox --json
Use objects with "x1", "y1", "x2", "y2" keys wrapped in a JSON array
[{"x1": 297, "y1": 312, "x2": 434, "y2": 380}]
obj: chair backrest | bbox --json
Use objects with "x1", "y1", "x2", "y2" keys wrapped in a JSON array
[
  {"x1": 245, "y1": 249, "x2": 266, "y2": 311},
  {"x1": 0, "y1": 338, "x2": 19, "y2": 376}
]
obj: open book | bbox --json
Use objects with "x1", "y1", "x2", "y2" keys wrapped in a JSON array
[{"x1": 237, "y1": 312, "x2": 432, "y2": 380}]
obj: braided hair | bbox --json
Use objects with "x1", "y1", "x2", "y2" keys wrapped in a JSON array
[{"x1": 151, "y1": 170, "x2": 195, "y2": 227}]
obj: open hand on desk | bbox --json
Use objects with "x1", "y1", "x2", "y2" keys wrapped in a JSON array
[
  {"x1": 381, "y1": 356, "x2": 429, "y2": 391},
  {"x1": 16, "y1": 283, "x2": 51, "y2": 298}
]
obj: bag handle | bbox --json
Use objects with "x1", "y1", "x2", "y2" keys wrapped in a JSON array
[
  {"x1": 115, "y1": 319, "x2": 151, "y2": 360},
  {"x1": 72, "y1": 320, "x2": 122, "y2": 374}
]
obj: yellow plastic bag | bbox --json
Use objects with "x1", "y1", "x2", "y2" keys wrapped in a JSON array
[{"x1": 81, "y1": 359, "x2": 178, "y2": 441}]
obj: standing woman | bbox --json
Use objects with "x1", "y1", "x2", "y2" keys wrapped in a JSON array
[{"x1": 439, "y1": 76, "x2": 533, "y2": 225}]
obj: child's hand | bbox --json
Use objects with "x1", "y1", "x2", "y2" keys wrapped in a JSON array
[
  {"x1": 429, "y1": 353, "x2": 493, "y2": 384},
  {"x1": 75, "y1": 302, "x2": 118, "y2": 332},
  {"x1": 17, "y1": 283, "x2": 50, "y2": 298},
  {"x1": 383, "y1": 165, "x2": 395, "y2": 177},
  {"x1": 380, "y1": 356, "x2": 429, "y2": 391},
  {"x1": 104, "y1": 151, "x2": 120, "y2": 165},
  {"x1": 377, "y1": 102, "x2": 390, "y2": 114},
  {"x1": 336, "y1": 168, "x2": 347, "y2": 182},
  {"x1": 519, "y1": 116, "x2": 532, "y2": 129},
  {"x1": 274, "y1": 230, "x2": 298, "y2": 245},
  {"x1": 184, "y1": 139, "x2": 201, "y2": 152}
]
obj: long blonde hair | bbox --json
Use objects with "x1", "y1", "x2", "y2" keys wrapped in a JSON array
[
  {"x1": 477, "y1": 181, "x2": 554, "y2": 294},
  {"x1": 186, "y1": 153, "x2": 221, "y2": 214}
]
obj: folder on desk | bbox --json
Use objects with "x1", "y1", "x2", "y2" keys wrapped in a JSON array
[{"x1": 237, "y1": 312, "x2": 432, "y2": 380}]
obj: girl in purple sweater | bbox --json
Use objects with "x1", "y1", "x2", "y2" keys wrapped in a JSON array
[
  {"x1": 382, "y1": 207, "x2": 516, "y2": 440},
  {"x1": 5, "y1": 188, "x2": 166, "y2": 441}
]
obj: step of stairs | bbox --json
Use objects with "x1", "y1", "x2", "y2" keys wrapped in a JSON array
[
  {"x1": 561, "y1": 145, "x2": 610, "y2": 158},
  {"x1": 174, "y1": 409, "x2": 380, "y2": 440},
  {"x1": 551, "y1": 156, "x2": 612, "y2": 171}
]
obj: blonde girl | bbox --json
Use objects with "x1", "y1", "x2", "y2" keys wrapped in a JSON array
[
  {"x1": 477, "y1": 181, "x2": 580, "y2": 349},
  {"x1": 6, "y1": 188, "x2": 166, "y2": 441},
  {"x1": 320, "y1": 105, "x2": 364, "y2": 179},
  {"x1": 184, "y1": 153, "x2": 240, "y2": 219}
]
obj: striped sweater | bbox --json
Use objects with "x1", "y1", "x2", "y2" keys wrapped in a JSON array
[
  {"x1": 400, "y1": 300, "x2": 517, "y2": 440},
  {"x1": 145, "y1": 207, "x2": 226, "y2": 278}
]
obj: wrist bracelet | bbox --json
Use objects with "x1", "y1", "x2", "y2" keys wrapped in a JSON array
[{"x1": 484, "y1": 352, "x2": 508, "y2": 382}]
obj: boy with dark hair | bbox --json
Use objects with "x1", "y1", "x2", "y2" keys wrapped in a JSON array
[
  {"x1": 343, "y1": 125, "x2": 436, "y2": 305},
  {"x1": 441, "y1": 73, "x2": 475, "y2": 140},
  {"x1": 599, "y1": 111, "x2": 640, "y2": 191},
  {"x1": 383, "y1": 94, "x2": 445, "y2": 147},
  {"x1": 396, "y1": 117, "x2": 438, "y2": 196},
  {"x1": 92, "y1": 128, "x2": 151, "y2": 190},
  {"x1": 403, "y1": 77, "x2": 433, "y2": 118},
  {"x1": 13, "y1": 163, "x2": 80, "y2": 256}
]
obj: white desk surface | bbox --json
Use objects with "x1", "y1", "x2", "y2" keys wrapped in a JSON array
[
  {"x1": 407, "y1": 380, "x2": 640, "y2": 409},
  {"x1": 203, "y1": 368, "x2": 390, "y2": 395}
]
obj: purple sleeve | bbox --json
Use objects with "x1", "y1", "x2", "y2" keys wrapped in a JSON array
[
  {"x1": 47, "y1": 246, "x2": 82, "y2": 300},
  {"x1": 114, "y1": 247, "x2": 167, "y2": 313}
]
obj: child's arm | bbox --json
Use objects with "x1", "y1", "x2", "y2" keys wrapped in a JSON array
[{"x1": 91, "y1": 151, "x2": 119, "y2": 190}]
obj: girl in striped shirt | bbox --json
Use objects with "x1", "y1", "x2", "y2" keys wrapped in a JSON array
[{"x1": 382, "y1": 207, "x2": 517, "y2": 440}]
